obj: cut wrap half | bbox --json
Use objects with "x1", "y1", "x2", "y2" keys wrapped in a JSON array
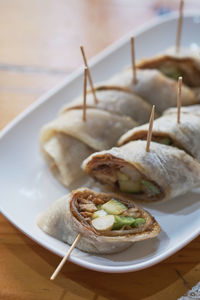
[
  {"x1": 137, "y1": 47, "x2": 200, "y2": 87},
  {"x1": 164, "y1": 104, "x2": 200, "y2": 116},
  {"x1": 82, "y1": 141, "x2": 200, "y2": 203},
  {"x1": 118, "y1": 108, "x2": 200, "y2": 162},
  {"x1": 61, "y1": 86, "x2": 153, "y2": 124},
  {"x1": 37, "y1": 188, "x2": 161, "y2": 254},
  {"x1": 106, "y1": 68, "x2": 197, "y2": 113},
  {"x1": 40, "y1": 108, "x2": 136, "y2": 186}
]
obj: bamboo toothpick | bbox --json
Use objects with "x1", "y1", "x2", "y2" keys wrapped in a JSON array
[
  {"x1": 82, "y1": 67, "x2": 88, "y2": 122},
  {"x1": 176, "y1": 0, "x2": 184, "y2": 53},
  {"x1": 177, "y1": 76, "x2": 182, "y2": 124},
  {"x1": 50, "y1": 233, "x2": 82, "y2": 281},
  {"x1": 80, "y1": 46, "x2": 98, "y2": 104},
  {"x1": 146, "y1": 105, "x2": 155, "y2": 152},
  {"x1": 131, "y1": 37, "x2": 137, "y2": 84}
]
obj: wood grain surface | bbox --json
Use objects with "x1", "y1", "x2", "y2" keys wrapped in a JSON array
[{"x1": 0, "y1": 1, "x2": 200, "y2": 299}]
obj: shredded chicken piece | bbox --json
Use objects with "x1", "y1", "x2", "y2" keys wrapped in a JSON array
[
  {"x1": 92, "y1": 197, "x2": 105, "y2": 205},
  {"x1": 79, "y1": 203, "x2": 97, "y2": 212},
  {"x1": 79, "y1": 198, "x2": 92, "y2": 204},
  {"x1": 87, "y1": 195, "x2": 94, "y2": 201},
  {"x1": 84, "y1": 217, "x2": 91, "y2": 223},
  {"x1": 80, "y1": 211, "x2": 93, "y2": 218},
  {"x1": 122, "y1": 208, "x2": 141, "y2": 218},
  {"x1": 93, "y1": 167, "x2": 117, "y2": 184}
]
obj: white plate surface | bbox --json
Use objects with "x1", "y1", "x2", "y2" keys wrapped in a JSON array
[{"x1": 1, "y1": 12, "x2": 200, "y2": 273}]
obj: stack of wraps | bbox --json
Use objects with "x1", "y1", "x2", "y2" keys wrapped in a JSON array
[{"x1": 40, "y1": 52, "x2": 199, "y2": 187}]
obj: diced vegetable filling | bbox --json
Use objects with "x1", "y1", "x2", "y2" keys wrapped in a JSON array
[
  {"x1": 116, "y1": 171, "x2": 160, "y2": 197},
  {"x1": 102, "y1": 199, "x2": 127, "y2": 215},
  {"x1": 77, "y1": 194, "x2": 146, "y2": 233},
  {"x1": 91, "y1": 199, "x2": 146, "y2": 231}
]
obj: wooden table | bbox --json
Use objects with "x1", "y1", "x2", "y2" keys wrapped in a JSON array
[{"x1": 0, "y1": 1, "x2": 200, "y2": 299}]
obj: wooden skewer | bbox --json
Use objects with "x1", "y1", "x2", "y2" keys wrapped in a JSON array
[
  {"x1": 50, "y1": 233, "x2": 82, "y2": 281},
  {"x1": 82, "y1": 67, "x2": 88, "y2": 122},
  {"x1": 146, "y1": 105, "x2": 155, "y2": 152},
  {"x1": 176, "y1": 0, "x2": 184, "y2": 53},
  {"x1": 131, "y1": 37, "x2": 137, "y2": 84},
  {"x1": 177, "y1": 76, "x2": 182, "y2": 124},
  {"x1": 80, "y1": 45, "x2": 98, "y2": 104}
]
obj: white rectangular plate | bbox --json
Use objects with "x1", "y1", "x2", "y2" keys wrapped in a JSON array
[{"x1": 1, "y1": 12, "x2": 200, "y2": 273}]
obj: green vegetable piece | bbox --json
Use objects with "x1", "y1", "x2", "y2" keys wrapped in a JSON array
[
  {"x1": 113, "y1": 215, "x2": 136, "y2": 230},
  {"x1": 160, "y1": 66, "x2": 182, "y2": 81},
  {"x1": 97, "y1": 204, "x2": 102, "y2": 210},
  {"x1": 102, "y1": 199, "x2": 127, "y2": 215},
  {"x1": 117, "y1": 171, "x2": 129, "y2": 181},
  {"x1": 141, "y1": 180, "x2": 160, "y2": 196},
  {"x1": 166, "y1": 72, "x2": 182, "y2": 81},
  {"x1": 132, "y1": 218, "x2": 146, "y2": 227},
  {"x1": 92, "y1": 209, "x2": 107, "y2": 219},
  {"x1": 119, "y1": 180, "x2": 141, "y2": 193},
  {"x1": 158, "y1": 137, "x2": 172, "y2": 145}
]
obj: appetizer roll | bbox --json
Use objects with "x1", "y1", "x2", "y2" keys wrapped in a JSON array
[
  {"x1": 82, "y1": 141, "x2": 200, "y2": 203},
  {"x1": 118, "y1": 109, "x2": 200, "y2": 161},
  {"x1": 61, "y1": 86, "x2": 153, "y2": 124},
  {"x1": 137, "y1": 47, "x2": 200, "y2": 87},
  {"x1": 106, "y1": 68, "x2": 197, "y2": 113},
  {"x1": 40, "y1": 108, "x2": 136, "y2": 186},
  {"x1": 164, "y1": 104, "x2": 200, "y2": 116},
  {"x1": 37, "y1": 188, "x2": 161, "y2": 254}
]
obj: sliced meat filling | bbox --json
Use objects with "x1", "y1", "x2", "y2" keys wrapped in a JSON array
[
  {"x1": 70, "y1": 190, "x2": 154, "y2": 236},
  {"x1": 85, "y1": 155, "x2": 164, "y2": 202}
]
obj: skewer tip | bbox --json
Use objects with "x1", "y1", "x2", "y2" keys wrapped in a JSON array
[
  {"x1": 177, "y1": 76, "x2": 182, "y2": 124},
  {"x1": 80, "y1": 45, "x2": 98, "y2": 104},
  {"x1": 176, "y1": 0, "x2": 184, "y2": 53},
  {"x1": 146, "y1": 105, "x2": 155, "y2": 152},
  {"x1": 82, "y1": 67, "x2": 88, "y2": 122},
  {"x1": 130, "y1": 36, "x2": 137, "y2": 84}
]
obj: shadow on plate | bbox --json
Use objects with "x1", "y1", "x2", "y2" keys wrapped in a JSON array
[
  {"x1": 100, "y1": 231, "x2": 169, "y2": 263},
  {"x1": 141, "y1": 190, "x2": 200, "y2": 216}
]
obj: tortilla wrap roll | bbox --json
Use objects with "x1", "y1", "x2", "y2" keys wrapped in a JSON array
[
  {"x1": 106, "y1": 68, "x2": 197, "y2": 113},
  {"x1": 40, "y1": 108, "x2": 137, "y2": 186},
  {"x1": 37, "y1": 188, "x2": 161, "y2": 254},
  {"x1": 163, "y1": 104, "x2": 200, "y2": 116},
  {"x1": 118, "y1": 108, "x2": 200, "y2": 162},
  {"x1": 137, "y1": 47, "x2": 200, "y2": 87},
  {"x1": 82, "y1": 141, "x2": 200, "y2": 203},
  {"x1": 61, "y1": 86, "x2": 153, "y2": 124}
]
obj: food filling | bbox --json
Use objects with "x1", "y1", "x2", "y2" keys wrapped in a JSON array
[
  {"x1": 124, "y1": 135, "x2": 177, "y2": 148},
  {"x1": 150, "y1": 135, "x2": 185, "y2": 151},
  {"x1": 153, "y1": 136, "x2": 173, "y2": 146},
  {"x1": 159, "y1": 65, "x2": 182, "y2": 81},
  {"x1": 85, "y1": 155, "x2": 163, "y2": 202},
  {"x1": 71, "y1": 191, "x2": 151, "y2": 235},
  {"x1": 116, "y1": 171, "x2": 160, "y2": 197},
  {"x1": 139, "y1": 55, "x2": 200, "y2": 87}
]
